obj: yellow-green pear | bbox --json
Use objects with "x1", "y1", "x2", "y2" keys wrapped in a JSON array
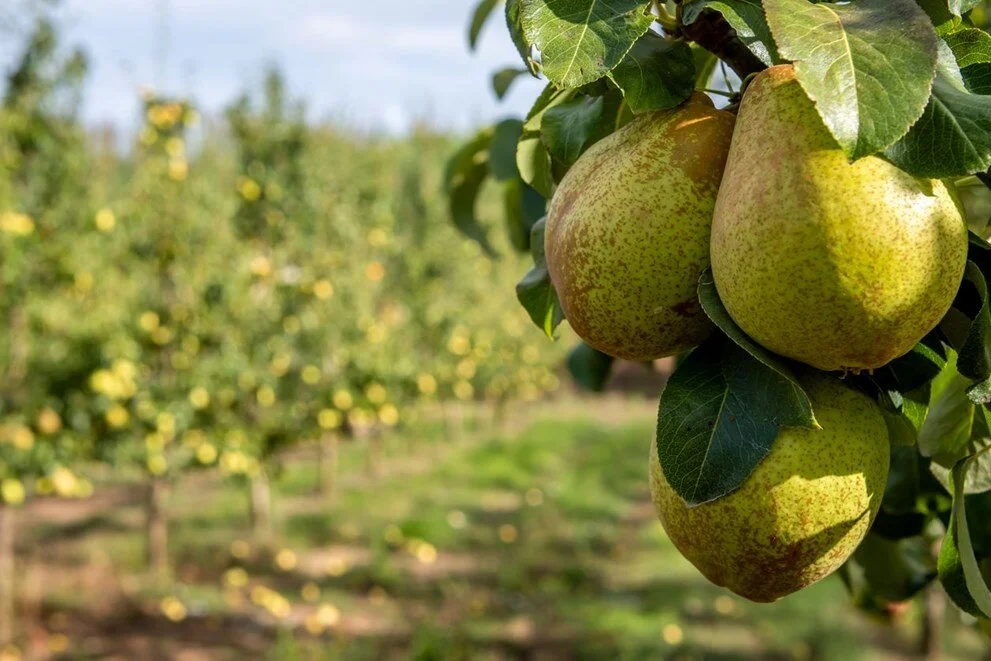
[
  {"x1": 545, "y1": 93, "x2": 735, "y2": 361},
  {"x1": 650, "y1": 373, "x2": 890, "y2": 602},
  {"x1": 710, "y1": 65, "x2": 967, "y2": 372}
]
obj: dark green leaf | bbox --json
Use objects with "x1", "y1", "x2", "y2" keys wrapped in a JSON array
[
  {"x1": 872, "y1": 341, "x2": 947, "y2": 395},
  {"x1": 492, "y1": 67, "x2": 530, "y2": 100},
  {"x1": 444, "y1": 128, "x2": 497, "y2": 256},
  {"x1": 764, "y1": 0, "x2": 939, "y2": 159},
  {"x1": 502, "y1": 179, "x2": 529, "y2": 251},
  {"x1": 656, "y1": 337, "x2": 817, "y2": 506},
  {"x1": 567, "y1": 342, "x2": 615, "y2": 392},
  {"x1": 937, "y1": 449, "x2": 991, "y2": 617},
  {"x1": 957, "y1": 262, "x2": 991, "y2": 382},
  {"x1": 880, "y1": 443, "x2": 925, "y2": 515},
  {"x1": 916, "y1": 0, "x2": 962, "y2": 35},
  {"x1": 881, "y1": 405, "x2": 920, "y2": 448},
  {"x1": 469, "y1": 0, "x2": 502, "y2": 50},
  {"x1": 518, "y1": 85, "x2": 577, "y2": 197},
  {"x1": 520, "y1": 0, "x2": 654, "y2": 87},
  {"x1": 541, "y1": 96, "x2": 606, "y2": 168},
  {"x1": 944, "y1": 28, "x2": 991, "y2": 94},
  {"x1": 502, "y1": 179, "x2": 546, "y2": 253},
  {"x1": 608, "y1": 32, "x2": 695, "y2": 113},
  {"x1": 682, "y1": 0, "x2": 779, "y2": 66},
  {"x1": 490, "y1": 119, "x2": 524, "y2": 181},
  {"x1": 885, "y1": 42, "x2": 991, "y2": 178},
  {"x1": 849, "y1": 533, "x2": 938, "y2": 602},
  {"x1": 516, "y1": 217, "x2": 564, "y2": 337},
  {"x1": 697, "y1": 268, "x2": 815, "y2": 427},
  {"x1": 506, "y1": 0, "x2": 538, "y2": 74}
]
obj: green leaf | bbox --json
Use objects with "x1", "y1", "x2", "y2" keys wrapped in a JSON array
[
  {"x1": 506, "y1": 0, "x2": 538, "y2": 74},
  {"x1": 492, "y1": 67, "x2": 529, "y2": 100},
  {"x1": 918, "y1": 351, "x2": 976, "y2": 463},
  {"x1": 697, "y1": 268, "x2": 816, "y2": 427},
  {"x1": 540, "y1": 96, "x2": 606, "y2": 168},
  {"x1": 916, "y1": 0, "x2": 962, "y2": 35},
  {"x1": 937, "y1": 448, "x2": 991, "y2": 618},
  {"x1": 944, "y1": 28, "x2": 991, "y2": 94},
  {"x1": 567, "y1": 342, "x2": 615, "y2": 392},
  {"x1": 655, "y1": 337, "x2": 817, "y2": 506},
  {"x1": 469, "y1": 0, "x2": 502, "y2": 50},
  {"x1": 931, "y1": 437, "x2": 991, "y2": 494},
  {"x1": 682, "y1": 0, "x2": 778, "y2": 66},
  {"x1": 444, "y1": 128, "x2": 497, "y2": 256},
  {"x1": 945, "y1": 29, "x2": 991, "y2": 68},
  {"x1": 691, "y1": 45, "x2": 719, "y2": 88},
  {"x1": 515, "y1": 217, "x2": 564, "y2": 337},
  {"x1": 607, "y1": 32, "x2": 695, "y2": 113},
  {"x1": 957, "y1": 262, "x2": 991, "y2": 382},
  {"x1": 949, "y1": 0, "x2": 982, "y2": 16},
  {"x1": 849, "y1": 533, "x2": 938, "y2": 602},
  {"x1": 517, "y1": 85, "x2": 577, "y2": 197},
  {"x1": 503, "y1": 180, "x2": 546, "y2": 253},
  {"x1": 885, "y1": 42, "x2": 991, "y2": 178},
  {"x1": 502, "y1": 179, "x2": 529, "y2": 251},
  {"x1": 880, "y1": 444, "x2": 926, "y2": 516},
  {"x1": 490, "y1": 119, "x2": 524, "y2": 181},
  {"x1": 764, "y1": 0, "x2": 939, "y2": 160},
  {"x1": 872, "y1": 340, "x2": 947, "y2": 396},
  {"x1": 520, "y1": 0, "x2": 654, "y2": 88}
]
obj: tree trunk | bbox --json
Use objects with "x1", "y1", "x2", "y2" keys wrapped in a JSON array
[
  {"x1": 0, "y1": 505, "x2": 15, "y2": 646},
  {"x1": 445, "y1": 403, "x2": 465, "y2": 442},
  {"x1": 364, "y1": 428, "x2": 384, "y2": 478},
  {"x1": 249, "y1": 472, "x2": 273, "y2": 542},
  {"x1": 318, "y1": 432, "x2": 339, "y2": 499},
  {"x1": 921, "y1": 584, "x2": 945, "y2": 661},
  {"x1": 146, "y1": 478, "x2": 170, "y2": 582}
]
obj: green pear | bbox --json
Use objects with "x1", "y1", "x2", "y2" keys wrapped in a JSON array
[
  {"x1": 710, "y1": 65, "x2": 967, "y2": 372},
  {"x1": 545, "y1": 93, "x2": 735, "y2": 361},
  {"x1": 650, "y1": 373, "x2": 890, "y2": 602}
]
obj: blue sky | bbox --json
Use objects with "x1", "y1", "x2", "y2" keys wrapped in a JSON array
[{"x1": 5, "y1": 0, "x2": 545, "y2": 134}]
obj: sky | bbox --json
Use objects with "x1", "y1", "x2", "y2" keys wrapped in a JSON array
[{"x1": 2, "y1": 0, "x2": 545, "y2": 135}]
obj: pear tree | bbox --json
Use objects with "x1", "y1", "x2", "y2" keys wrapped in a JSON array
[{"x1": 454, "y1": 0, "x2": 991, "y2": 637}]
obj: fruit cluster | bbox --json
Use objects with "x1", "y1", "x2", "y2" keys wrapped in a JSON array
[{"x1": 545, "y1": 65, "x2": 969, "y2": 601}]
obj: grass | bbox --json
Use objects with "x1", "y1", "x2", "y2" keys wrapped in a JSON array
[{"x1": 13, "y1": 404, "x2": 991, "y2": 660}]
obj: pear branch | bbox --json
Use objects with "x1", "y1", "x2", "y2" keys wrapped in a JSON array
[{"x1": 673, "y1": 1, "x2": 766, "y2": 81}]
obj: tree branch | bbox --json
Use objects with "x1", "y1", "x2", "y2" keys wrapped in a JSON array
[{"x1": 674, "y1": 2, "x2": 767, "y2": 81}]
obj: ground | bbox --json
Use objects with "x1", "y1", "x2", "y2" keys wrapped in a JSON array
[{"x1": 5, "y1": 396, "x2": 989, "y2": 660}]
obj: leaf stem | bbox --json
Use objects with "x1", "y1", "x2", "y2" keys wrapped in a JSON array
[
  {"x1": 702, "y1": 88, "x2": 734, "y2": 98},
  {"x1": 652, "y1": 1, "x2": 679, "y2": 33}
]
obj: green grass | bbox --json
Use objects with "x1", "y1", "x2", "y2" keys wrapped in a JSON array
[{"x1": 24, "y1": 410, "x2": 991, "y2": 660}]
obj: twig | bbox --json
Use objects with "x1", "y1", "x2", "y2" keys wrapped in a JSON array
[{"x1": 673, "y1": 0, "x2": 766, "y2": 80}]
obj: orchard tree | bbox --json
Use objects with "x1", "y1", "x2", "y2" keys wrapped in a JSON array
[
  {"x1": 0, "y1": 16, "x2": 97, "y2": 645},
  {"x1": 455, "y1": 0, "x2": 991, "y2": 644}
]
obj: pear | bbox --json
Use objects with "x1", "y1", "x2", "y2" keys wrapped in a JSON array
[
  {"x1": 545, "y1": 93, "x2": 736, "y2": 361},
  {"x1": 650, "y1": 373, "x2": 890, "y2": 602},
  {"x1": 710, "y1": 65, "x2": 967, "y2": 372}
]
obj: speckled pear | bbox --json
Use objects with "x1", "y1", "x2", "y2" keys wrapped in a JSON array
[
  {"x1": 650, "y1": 373, "x2": 890, "y2": 602},
  {"x1": 545, "y1": 93, "x2": 735, "y2": 361},
  {"x1": 710, "y1": 65, "x2": 967, "y2": 372}
]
